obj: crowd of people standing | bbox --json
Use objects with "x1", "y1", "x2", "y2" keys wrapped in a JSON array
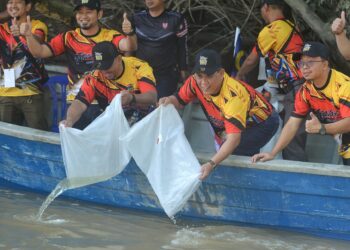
[{"x1": 1, "y1": 0, "x2": 350, "y2": 180}]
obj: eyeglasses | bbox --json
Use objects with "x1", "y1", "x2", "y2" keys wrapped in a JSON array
[{"x1": 297, "y1": 60, "x2": 324, "y2": 69}]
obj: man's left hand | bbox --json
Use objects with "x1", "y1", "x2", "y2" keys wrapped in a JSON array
[
  {"x1": 122, "y1": 12, "x2": 134, "y2": 35},
  {"x1": 305, "y1": 112, "x2": 321, "y2": 133}
]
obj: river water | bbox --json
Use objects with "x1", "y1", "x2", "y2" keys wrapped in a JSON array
[{"x1": 0, "y1": 186, "x2": 349, "y2": 250}]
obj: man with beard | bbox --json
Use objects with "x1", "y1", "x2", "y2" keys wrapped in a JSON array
[
  {"x1": 132, "y1": 0, "x2": 188, "y2": 99},
  {"x1": 22, "y1": 0, "x2": 137, "y2": 129},
  {"x1": 0, "y1": 0, "x2": 48, "y2": 130}
]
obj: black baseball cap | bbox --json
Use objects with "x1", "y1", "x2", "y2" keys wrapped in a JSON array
[
  {"x1": 260, "y1": 0, "x2": 286, "y2": 6},
  {"x1": 192, "y1": 49, "x2": 222, "y2": 75},
  {"x1": 74, "y1": 0, "x2": 101, "y2": 11},
  {"x1": 300, "y1": 42, "x2": 330, "y2": 61},
  {"x1": 92, "y1": 42, "x2": 120, "y2": 70}
]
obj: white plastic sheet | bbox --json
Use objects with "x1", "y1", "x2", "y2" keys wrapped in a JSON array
[
  {"x1": 59, "y1": 94, "x2": 131, "y2": 188},
  {"x1": 121, "y1": 104, "x2": 201, "y2": 218}
]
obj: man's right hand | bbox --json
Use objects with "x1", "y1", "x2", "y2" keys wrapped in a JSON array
[
  {"x1": 20, "y1": 15, "x2": 32, "y2": 37},
  {"x1": 158, "y1": 96, "x2": 173, "y2": 106},
  {"x1": 10, "y1": 17, "x2": 20, "y2": 36},
  {"x1": 59, "y1": 120, "x2": 73, "y2": 128},
  {"x1": 251, "y1": 152, "x2": 275, "y2": 163},
  {"x1": 332, "y1": 11, "x2": 346, "y2": 35}
]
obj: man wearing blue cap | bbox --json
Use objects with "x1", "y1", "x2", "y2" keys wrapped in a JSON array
[
  {"x1": 160, "y1": 49, "x2": 279, "y2": 180},
  {"x1": 252, "y1": 42, "x2": 350, "y2": 165}
]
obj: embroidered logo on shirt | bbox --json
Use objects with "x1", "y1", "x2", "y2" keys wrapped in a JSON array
[{"x1": 162, "y1": 22, "x2": 168, "y2": 29}]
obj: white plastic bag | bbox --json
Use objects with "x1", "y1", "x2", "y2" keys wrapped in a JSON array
[
  {"x1": 121, "y1": 104, "x2": 201, "y2": 218},
  {"x1": 59, "y1": 94, "x2": 131, "y2": 189}
]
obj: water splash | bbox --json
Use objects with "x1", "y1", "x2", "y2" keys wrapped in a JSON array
[{"x1": 36, "y1": 179, "x2": 69, "y2": 221}]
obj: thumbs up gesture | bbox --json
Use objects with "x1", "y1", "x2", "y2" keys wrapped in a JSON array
[
  {"x1": 20, "y1": 15, "x2": 32, "y2": 37},
  {"x1": 10, "y1": 17, "x2": 20, "y2": 37},
  {"x1": 305, "y1": 112, "x2": 322, "y2": 134},
  {"x1": 122, "y1": 12, "x2": 134, "y2": 35},
  {"x1": 332, "y1": 11, "x2": 346, "y2": 35}
]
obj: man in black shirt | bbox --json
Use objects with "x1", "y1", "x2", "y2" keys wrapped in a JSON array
[{"x1": 133, "y1": 0, "x2": 188, "y2": 99}]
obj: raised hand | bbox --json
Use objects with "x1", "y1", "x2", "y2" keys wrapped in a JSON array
[
  {"x1": 10, "y1": 17, "x2": 20, "y2": 37},
  {"x1": 332, "y1": 11, "x2": 346, "y2": 35},
  {"x1": 19, "y1": 15, "x2": 32, "y2": 37},
  {"x1": 305, "y1": 112, "x2": 321, "y2": 133},
  {"x1": 122, "y1": 12, "x2": 134, "y2": 35}
]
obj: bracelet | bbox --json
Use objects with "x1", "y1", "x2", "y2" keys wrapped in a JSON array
[
  {"x1": 130, "y1": 94, "x2": 136, "y2": 105},
  {"x1": 208, "y1": 159, "x2": 217, "y2": 169},
  {"x1": 124, "y1": 29, "x2": 135, "y2": 36}
]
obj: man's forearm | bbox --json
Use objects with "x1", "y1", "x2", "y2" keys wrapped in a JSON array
[
  {"x1": 335, "y1": 32, "x2": 350, "y2": 60},
  {"x1": 135, "y1": 91, "x2": 157, "y2": 105},
  {"x1": 271, "y1": 117, "x2": 302, "y2": 157},
  {"x1": 25, "y1": 33, "x2": 51, "y2": 58},
  {"x1": 65, "y1": 100, "x2": 88, "y2": 126},
  {"x1": 325, "y1": 117, "x2": 350, "y2": 135}
]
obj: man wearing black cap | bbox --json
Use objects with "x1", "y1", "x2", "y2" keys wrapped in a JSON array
[
  {"x1": 60, "y1": 42, "x2": 157, "y2": 128},
  {"x1": 159, "y1": 49, "x2": 279, "y2": 180},
  {"x1": 252, "y1": 42, "x2": 350, "y2": 165},
  {"x1": 21, "y1": 0, "x2": 137, "y2": 129},
  {"x1": 236, "y1": 0, "x2": 307, "y2": 162}
]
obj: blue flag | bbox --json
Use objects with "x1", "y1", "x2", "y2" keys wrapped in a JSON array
[{"x1": 231, "y1": 27, "x2": 246, "y2": 77}]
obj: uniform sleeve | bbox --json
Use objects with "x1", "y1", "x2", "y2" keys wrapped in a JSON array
[
  {"x1": 112, "y1": 33, "x2": 127, "y2": 50},
  {"x1": 176, "y1": 15, "x2": 188, "y2": 71},
  {"x1": 222, "y1": 95, "x2": 250, "y2": 133},
  {"x1": 256, "y1": 26, "x2": 276, "y2": 57},
  {"x1": 47, "y1": 33, "x2": 66, "y2": 56},
  {"x1": 338, "y1": 82, "x2": 350, "y2": 118},
  {"x1": 291, "y1": 87, "x2": 310, "y2": 118},
  {"x1": 75, "y1": 75, "x2": 96, "y2": 106},
  {"x1": 136, "y1": 61, "x2": 157, "y2": 93},
  {"x1": 32, "y1": 20, "x2": 48, "y2": 42},
  {"x1": 175, "y1": 76, "x2": 197, "y2": 105}
]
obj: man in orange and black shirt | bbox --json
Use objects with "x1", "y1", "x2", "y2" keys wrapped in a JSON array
[
  {"x1": 60, "y1": 42, "x2": 157, "y2": 128},
  {"x1": 237, "y1": 0, "x2": 307, "y2": 162},
  {"x1": 0, "y1": 0, "x2": 48, "y2": 130},
  {"x1": 252, "y1": 42, "x2": 350, "y2": 165},
  {"x1": 21, "y1": 0, "x2": 136, "y2": 129},
  {"x1": 159, "y1": 49, "x2": 279, "y2": 180}
]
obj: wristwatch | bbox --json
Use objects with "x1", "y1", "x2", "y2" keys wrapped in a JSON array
[
  {"x1": 208, "y1": 159, "x2": 217, "y2": 169},
  {"x1": 319, "y1": 123, "x2": 326, "y2": 135}
]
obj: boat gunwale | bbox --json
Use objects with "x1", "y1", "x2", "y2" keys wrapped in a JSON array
[{"x1": 1, "y1": 121, "x2": 350, "y2": 178}]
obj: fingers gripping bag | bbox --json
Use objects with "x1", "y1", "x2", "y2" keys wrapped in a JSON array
[{"x1": 120, "y1": 104, "x2": 201, "y2": 218}]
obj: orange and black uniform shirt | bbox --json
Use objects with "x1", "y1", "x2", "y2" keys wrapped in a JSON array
[
  {"x1": 292, "y1": 69, "x2": 350, "y2": 159},
  {"x1": 76, "y1": 56, "x2": 156, "y2": 112},
  {"x1": 176, "y1": 72, "x2": 273, "y2": 144},
  {"x1": 0, "y1": 19, "x2": 48, "y2": 97},
  {"x1": 253, "y1": 19, "x2": 303, "y2": 83},
  {"x1": 47, "y1": 28, "x2": 126, "y2": 85}
]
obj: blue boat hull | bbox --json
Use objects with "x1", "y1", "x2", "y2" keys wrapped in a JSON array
[{"x1": 1, "y1": 121, "x2": 350, "y2": 241}]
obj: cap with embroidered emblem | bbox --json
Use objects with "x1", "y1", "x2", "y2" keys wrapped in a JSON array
[
  {"x1": 92, "y1": 42, "x2": 120, "y2": 70},
  {"x1": 301, "y1": 42, "x2": 330, "y2": 61},
  {"x1": 192, "y1": 49, "x2": 222, "y2": 75},
  {"x1": 74, "y1": 0, "x2": 101, "y2": 11}
]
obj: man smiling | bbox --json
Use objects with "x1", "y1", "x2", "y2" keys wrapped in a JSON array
[
  {"x1": 252, "y1": 42, "x2": 350, "y2": 165},
  {"x1": 21, "y1": 0, "x2": 136, "y2": 129},
  {"x1": 159, "y1": 49, "x2": 279, "y2": 180}
]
